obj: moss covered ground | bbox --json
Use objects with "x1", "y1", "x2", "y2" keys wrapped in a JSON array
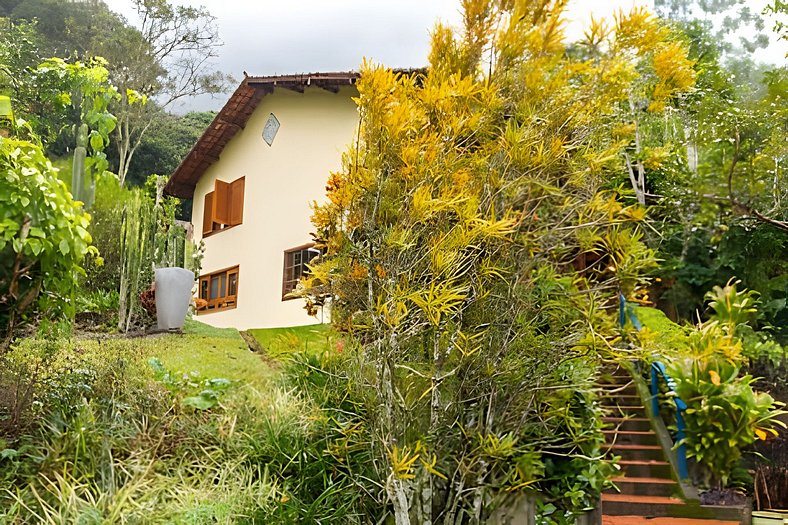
[
  {"x1": 156, "y1": 319, "x2": 275, "y2": 388},
  {"x1": 247, "y1": 323, "x2": 333, "y2": 360}
]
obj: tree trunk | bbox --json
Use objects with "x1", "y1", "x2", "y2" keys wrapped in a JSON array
[
  {"x1": 116, "y1": 114, "x2": 131, "y2": 186},
  {"x1": 388, "y1": 474, "x2": 412, "y2": 525}
]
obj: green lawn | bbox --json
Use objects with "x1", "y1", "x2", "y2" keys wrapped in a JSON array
[
  {"x1": 106, "y1": 320, "x2": 333, "y2": 389},
  {"x1": 247, "y1": 323, "x2": 332, "y2": 360},
  {"x1": 153, "y1": 318, "x2": 275, "y2": 388}
]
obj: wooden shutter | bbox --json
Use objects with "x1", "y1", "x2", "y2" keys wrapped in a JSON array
[
  {"x1": 229, "y1": 177, "x2": 245, "y2": 226},
  {"x1": 213, "y1": 180, "x2": 231, "y2": 225},
  {"x1": 202, "y1": 192, "x2": 214, "y2": 235}
]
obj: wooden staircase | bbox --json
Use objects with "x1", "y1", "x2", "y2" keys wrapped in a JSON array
[{"x1": 597, "y1": 366, "x2": 746, "y2": 524}]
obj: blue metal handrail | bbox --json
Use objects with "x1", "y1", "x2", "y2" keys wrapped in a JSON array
[{"x1": 650, "y1": 361, "x2": 689, "y2": 480}]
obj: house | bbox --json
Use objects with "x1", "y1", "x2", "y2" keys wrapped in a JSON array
[{"x1": 164, "y1": 72, "x2": 360, "y2": 329}]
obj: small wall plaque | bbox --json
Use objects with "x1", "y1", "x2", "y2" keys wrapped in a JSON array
[{"x1": 262, "y1": 113, "x2": 280, "y2": 146}]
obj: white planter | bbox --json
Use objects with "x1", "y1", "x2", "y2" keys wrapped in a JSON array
[
  {"x1": 753, "y1": 510, "x2": 788, "y2": 525},
  {"x1": 154, "y1": 267, "x2": 194, "y2": 330}
]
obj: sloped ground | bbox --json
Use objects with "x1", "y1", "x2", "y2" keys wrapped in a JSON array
[
  {"x1": 0, "y1": 320, "x2": 316, "y2": 523},
  {"x1": 159, "y1": 319, "x2": 276, "y2": 387},
  {"x1": 246, "y1": 323, "x2": 332, "y2": 360}
]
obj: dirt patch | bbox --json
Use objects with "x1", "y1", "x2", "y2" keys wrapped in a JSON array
[{"x1": 699, "y1": 488, "x2": 747, "y2": 506}]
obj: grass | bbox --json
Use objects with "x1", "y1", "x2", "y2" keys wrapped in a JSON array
[
  {"x1": 247, "y1": 323, "x2": 333, "y2": 360},
  {"x1": 151, "y1": 318, "x2": 275, "y2": 389},
  {"x1": 0, "y1": 319, "x2": 366, "y2": 523},
  {"x1": 0, "y1": 319, "x2": 312, "y2": 523}
]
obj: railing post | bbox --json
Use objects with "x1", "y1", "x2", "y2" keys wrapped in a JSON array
[
  {"x1": 675, "y1": 409, "x2": 689, "y2": 480},
  {"x1": 651, "y1": 361, "x2": 691, "y2": 481},
  {"x1": 650, "y1": 364, "x2": 660, "y2": 416}
]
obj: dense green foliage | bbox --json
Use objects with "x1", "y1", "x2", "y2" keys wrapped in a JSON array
[
  {"x1": 0, "y1": 139, "x2": 94, "y2": 346},
  {"x1": 642, "y1": 13, "x2": 788, "y2": 338},
  {"x1": 112, "y1": 110, "x2": 215, "y2": 188},
  {"x1": 638, "y1": 281, "x2": 786, "y2": 489},
  {"x1": 671, "y1": 357, "x2": 783, "y2": 488},
  {"x1": 0, "y1": 0, "x2": 786, "y2": 520},
  {"x1": 0, "y1": 325, "x2": 281, "y2": 522},
  {"x1": 0, "y1": 322, "x2": 400, "y2": 523}
]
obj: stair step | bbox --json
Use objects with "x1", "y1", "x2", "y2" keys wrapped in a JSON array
[
  {"x1": 605, "y1": 444, "x2": 662, "y2": 450},
  {"x1": 602, "y1": 518, "x2": 740, "y2": 525},
  {"x1": 597, "y1": 382, "x2": 636, "y2": 391},
  {"x1": 610, "y1": 476, "x2": 676, "y2": 484},
  {"x1": 602, "y1": 378, "x2": 633, "y2": 385},
  {"x1": 609, "y1": 476, "x2": 680, "y2": 497},
  {"x1": 602, "y1": 493, "x2": 747, "y2": 520},
  {"x1": 602, "y1": 493, "x2": 686, "y2": 517},
  {"x1": 617, "y1": 459, "x2": 673, "y2": 478},
  {"x1": 600, "y1": 394, "x2": 642, "y2": 402},
  {"x1": 598, "y1": 374, "x2": 633, "y2": 381},
  {"x1": 603, "y1": 430, "x2": 658, "y2": 445},
  {"x1": 603, "y1": 416, "x2": 652, "y2": 432},
  {"x1": 605, "y1": 443, "x2": 665, "y2": 461},
  {"x1": 602, "y1": 493, "x2": 684, "y2": 504},
  {"x1": 603, "y1": 430, "x2": 655, "y2": 436},
  {"x1": 599, "y1": 388, "x2": 639, "y2": 398},
  {"x1": 605, "y1": 405, "x2": 647, "y2": 418}
]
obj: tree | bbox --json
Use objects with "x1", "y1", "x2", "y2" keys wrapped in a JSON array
[
  {"x1": 9, "y1": 0, "x2": 101, "y2": 58},
  {"x1": 655, "y1": 0, "x2": 771, "y2": 54},
  {"x1": 3, "y1": 1, "x2": 228, "y2": 185},
  {"x1": 107, "y1": 109, "x2": 215, "y2": 187},
  {"x1": 0, "y1": 18, "x2": 42, "y2": 98},
  {"x1": 91, "y1": 0, "x2": 229, "y2": 185},
  {"x1": 301, "y1": 1, "x2": 694, "y2": 521},
  {"x1": 637, "y1": 14, "x2": 788, "y2": 331}
]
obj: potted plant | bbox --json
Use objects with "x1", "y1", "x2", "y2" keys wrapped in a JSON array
[{"x1": 150, "y1": 175, "x2": 194, "y2": 330}]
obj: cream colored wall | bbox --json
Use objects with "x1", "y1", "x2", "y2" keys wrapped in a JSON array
[{"x1": 192, "y1": 86, "x2": 358, "y2": 329}]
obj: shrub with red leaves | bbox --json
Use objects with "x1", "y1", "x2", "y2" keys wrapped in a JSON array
[{"x1": 139, "y1": 286, "x2": 156, "y2": 318}]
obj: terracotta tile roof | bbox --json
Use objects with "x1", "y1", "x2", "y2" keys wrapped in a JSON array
[{"x1": 164, "y1": 71, "x2": 361, "y2": 199}]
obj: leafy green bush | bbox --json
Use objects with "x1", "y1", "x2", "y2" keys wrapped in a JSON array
[
  {"x1": 272, "y1": 350, "x2": 384, "y2": 523},
  {"x1": 80, "y1": 174, "x2": 131, "y2": 295},
  {"x1": 148, "y1": 357, "x2": 232, "y2": 410},
  {"x1": 639, "y1": 280, "x2": 786, "y2": 490},
  {"x1": 703, "y1": 280, "x2": 787, "y2": 366},
  {"x1": 278, "y1": 342, "x2": 616, "y2": 525},
  {"x1": 0, "y1": 336, "x2": 156, "y2": 433},
  {"x1": 76, "y1": 288, "x2": 119, "y2": 314},
  {"x1": 0, "y1": 138, "x2": 94, "y2": 345},
  {"x1": 669, "y1": 355, "x2": 786, "y2": 488}
]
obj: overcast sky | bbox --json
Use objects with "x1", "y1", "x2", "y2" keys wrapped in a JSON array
[{"x1": 103, "y1": 0, "x2": 787, "y2": 112}]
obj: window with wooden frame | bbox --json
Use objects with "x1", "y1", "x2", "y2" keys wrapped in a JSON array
[
  {"x1": 202, "y1": 176, "x2": 245, "y2": 236},
  {"x1": 282, "y1": 244, "x2": 321, "y2": 300},
  {"x1": 197, "y1": 266, "x2": 239, "y2": 313}
]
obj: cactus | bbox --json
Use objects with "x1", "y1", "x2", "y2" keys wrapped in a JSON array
[
  {"x1": 0, "y1": 95, "x2": 14, "y2": 137},
  {"x1": 71, "y1": 123, "x2": 95, "y2": 208}
]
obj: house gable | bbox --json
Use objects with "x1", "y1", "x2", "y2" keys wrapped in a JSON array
[{"x1": 164, "y1": 72, "x2": 360, "y2": 200}]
